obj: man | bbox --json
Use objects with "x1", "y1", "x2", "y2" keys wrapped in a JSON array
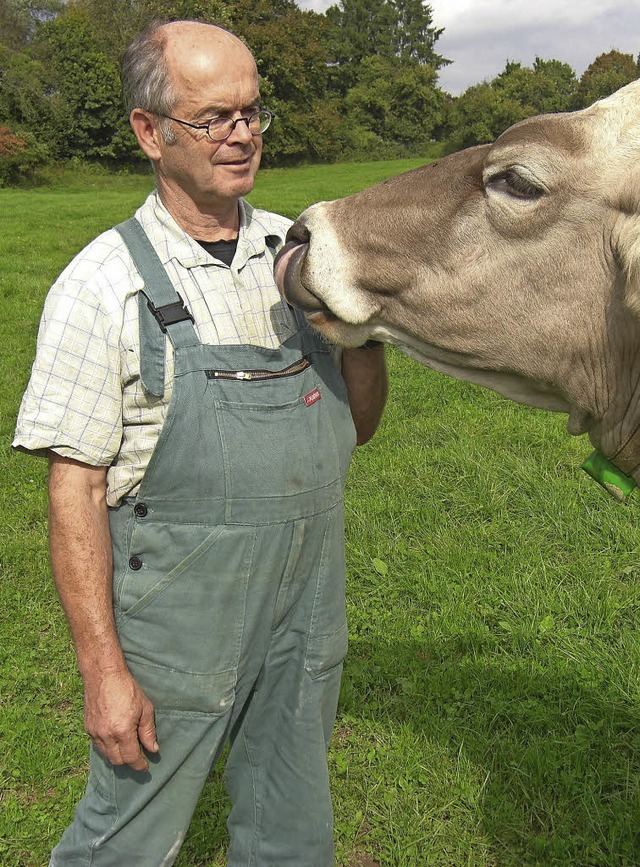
[{"x1": 13, "y1": 19, "x2": 387, "y2": 867}]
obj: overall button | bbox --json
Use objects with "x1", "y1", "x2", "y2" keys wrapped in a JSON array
[
  {"x1": 129, "y1": 556, "x2": 143, "y2": 571},
  {"x1": 133, "y1": 503, "x2": 148, "y2": 518}
]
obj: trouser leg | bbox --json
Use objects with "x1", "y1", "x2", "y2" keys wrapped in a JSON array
[
  {"x1": 50, "y1": 709, "x2": 232, "y2": 867},
  {"x1": 226, "y1": 506, "x2": 348, "y2": 867},
  {"x1": 50, "y1": 521, "x2": 262, "y2": 867}
]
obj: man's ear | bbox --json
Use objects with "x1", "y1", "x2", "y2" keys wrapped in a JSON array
[{"x1": 130, "y1": 109, "x2": 162, "y2": 161}]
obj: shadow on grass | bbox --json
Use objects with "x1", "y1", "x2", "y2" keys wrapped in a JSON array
[{"x1": 338, "y1": 634, "x2": 640, "y2": 866}]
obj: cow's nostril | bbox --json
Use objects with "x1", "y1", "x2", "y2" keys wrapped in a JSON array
[{"x1": 286, "y1": 220, "x2": 310, "y2": 244}]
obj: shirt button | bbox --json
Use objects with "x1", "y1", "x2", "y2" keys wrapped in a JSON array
[
  {"x1": 134, "y1": 503, "x2": 148, "y2": 518},
  {"x1": 129, "y1": 556, "x2": 143, "y2": 571}
]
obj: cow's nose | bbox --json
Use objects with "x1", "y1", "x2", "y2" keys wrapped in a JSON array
[{"x1": 286, "y1": 220, "x2": 310, "y2": 244}]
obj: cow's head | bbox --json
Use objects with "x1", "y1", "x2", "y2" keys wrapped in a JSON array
[{"x1": 275, "y1": 80, "x2": 640, "y2": 487}]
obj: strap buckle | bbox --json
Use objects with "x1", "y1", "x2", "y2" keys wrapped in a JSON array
[{"x1": 147, "y1": 294, "x2": 195, "y2": 333}]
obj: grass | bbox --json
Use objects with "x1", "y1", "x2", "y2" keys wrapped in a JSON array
[{"x1": 2, "y1": 161, "x2": 640, "y2": 866}]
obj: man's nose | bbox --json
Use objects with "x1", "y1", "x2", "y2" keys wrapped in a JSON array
[{"x1": 226, "y1": 117, "x2": 254, "y2": 143}]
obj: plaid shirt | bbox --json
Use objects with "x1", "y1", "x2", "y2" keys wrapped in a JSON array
[{"x1": 13, "y1": 191, "x2": 295, "y2": 505}]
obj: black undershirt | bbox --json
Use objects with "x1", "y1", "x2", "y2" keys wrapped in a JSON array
[{"x1": 196, "y1": 238, "x2": 238, "y2": 267}]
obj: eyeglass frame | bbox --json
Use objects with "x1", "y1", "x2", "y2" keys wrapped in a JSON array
[{"x1": 156, "y1": 108, "x2": 273, "y2": 142}]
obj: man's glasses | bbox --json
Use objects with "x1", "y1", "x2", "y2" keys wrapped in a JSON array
[{"x1": 157, "y1": 109, "x2": 273, "y2": 142}]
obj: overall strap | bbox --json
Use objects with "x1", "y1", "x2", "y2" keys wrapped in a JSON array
[{"x1": 114, "y1": 217, "x2": 199, "y2": 398}]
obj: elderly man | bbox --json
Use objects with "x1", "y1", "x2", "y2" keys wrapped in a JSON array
[{"x1": 13, "y1": 19, "x2": 387, "y2": 867}]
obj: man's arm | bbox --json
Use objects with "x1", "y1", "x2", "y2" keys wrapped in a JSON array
[
  {"x1": 340, "y1": 343, "x2": 388, "y2": 445},
  {"x1": 48, "y1": 453, "x2": 158, "y2": 771}
]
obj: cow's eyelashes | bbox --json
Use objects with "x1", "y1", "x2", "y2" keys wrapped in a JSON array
[{"x1": 486, "y1": 169, "x2": 544, "y2": 200}]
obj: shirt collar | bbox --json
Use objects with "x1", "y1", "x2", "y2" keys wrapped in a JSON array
[{"x1": 136, "y1": 191, "x2": 284, "y2": 270}]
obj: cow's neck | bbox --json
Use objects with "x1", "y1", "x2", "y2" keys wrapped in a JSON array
[{"x1": 585, "y1": 352, "x2": 640, "y2": 498}]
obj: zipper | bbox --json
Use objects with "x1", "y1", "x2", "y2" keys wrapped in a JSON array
[{"x1": 205, "y1": 355, "x2": 311, "y2": 382}]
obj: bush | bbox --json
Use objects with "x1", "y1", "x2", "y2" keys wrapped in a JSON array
[{"x1": 0, "y1": 126, "x2": 49, "y2": 185}]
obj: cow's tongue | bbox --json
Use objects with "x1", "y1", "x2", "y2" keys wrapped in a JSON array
[{"x1": 274, "y1": 241, "x2": 328, "y2": 312}]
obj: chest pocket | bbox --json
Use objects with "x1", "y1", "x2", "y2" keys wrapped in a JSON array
[{"x1": 209, "y1": 358, "x2": 344, "y2": 505}]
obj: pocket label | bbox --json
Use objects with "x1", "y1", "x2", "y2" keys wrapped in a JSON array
[{"x1": 304, "y1": 388, "x2": 321, "y2": 407}]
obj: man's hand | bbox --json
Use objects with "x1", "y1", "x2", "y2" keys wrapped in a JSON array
[{"x1": 84, "y1": 669, "x2": 159, "y2": 771}]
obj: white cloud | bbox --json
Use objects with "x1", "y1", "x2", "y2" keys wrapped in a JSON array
[
  {"x1": 295, "y1": 0, "x2": 640, "y2": 95},
  {"x1": 429, "y1": 0, "x2": 627, "y2": 31},
  {"x1": 432, "y1": 0, "x2": 640, "y2": 93}
]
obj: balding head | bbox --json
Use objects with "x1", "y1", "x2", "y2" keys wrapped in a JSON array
[{"x1": 121, "y1": 19, "x2": 256, "y2": 119}]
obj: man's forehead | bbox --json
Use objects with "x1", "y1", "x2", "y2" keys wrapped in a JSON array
[{"x1": 162, "y1": 22, "x2": 254, "y2": 66}]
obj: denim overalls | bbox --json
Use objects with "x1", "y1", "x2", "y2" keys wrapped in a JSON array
[{"x1": 51, "y1": 218, "x2": 357, "y2": 867}]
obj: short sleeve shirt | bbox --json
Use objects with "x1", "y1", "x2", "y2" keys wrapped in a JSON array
[{"x1": 13, "y1": 191, "x2": 295, "y2": 505}]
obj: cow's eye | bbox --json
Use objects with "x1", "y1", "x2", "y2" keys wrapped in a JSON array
[{"x1": 486, "y1": 169, "x2": 544, "y2": 200}]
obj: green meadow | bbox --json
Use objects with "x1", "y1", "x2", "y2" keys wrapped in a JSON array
[{"x1": 1, "y1": 161, "x2": 640, "y2": 866}]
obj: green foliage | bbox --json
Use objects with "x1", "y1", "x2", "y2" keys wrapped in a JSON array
[
  {"x1": 0, "y1": 45, "x2": 50, "y2": 127},
  {"x1": 531, "y1": 57, "x2": 577, "y2": 112},
  {"x1": 0, "y1": 0, "x2": 62, "y2": 49},
  {"x1": 37, "y1": 7, "x2": 135, "y2": 160},
  {"x1": 75, "y1": 0, "x2": 233, "y2": 59},
  {"x1": 0, "y1": 125, "x2": 48, "y2": 184},
  {"x1": 446, "y1": 56, "x2": 578, "y2": 151},
  {"x1": 574, "y1": 50, "x2": 639, "y2": 109},
  {"x1": 494, "y1": 58, "x2": 577, "y2": 114},
  {"x1": 446, "y1": 81, "x2": 529, "y2": 150},
  {"x1": 345, "y1": 55, "x2": 446, "y2": 148},
  {"x1": 326, "y1": 0, "x2": 447, "y2": 93}
]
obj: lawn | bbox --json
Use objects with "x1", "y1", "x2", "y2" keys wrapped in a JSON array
[{"x1": 1, "y1": 161, "x2": 639, "y2": 866}]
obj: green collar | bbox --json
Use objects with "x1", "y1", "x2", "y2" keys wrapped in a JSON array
[{"x1": 582, "y1": 450, "x2": 637, "y2": 501}]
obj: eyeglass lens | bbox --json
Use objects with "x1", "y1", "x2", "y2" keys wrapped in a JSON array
[{"x1": 208, "y1": 111, "x2": 271, "y2": 140}]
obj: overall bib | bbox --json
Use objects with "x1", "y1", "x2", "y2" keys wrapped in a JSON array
[{"x1": 51, "y1": 219, "x2": 357, "y2": 867}]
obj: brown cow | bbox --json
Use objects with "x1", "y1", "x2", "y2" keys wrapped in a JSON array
[{"x1": 275, "y1": 80, "x2": 640, "y2": 500}]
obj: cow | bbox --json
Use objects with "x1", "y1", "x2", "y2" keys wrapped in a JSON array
[{"x1": 274, "y1": 79, "x2": 640, "y2": 501}]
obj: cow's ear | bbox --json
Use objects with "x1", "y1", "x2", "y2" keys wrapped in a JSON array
[{"x1": 615, "y1": 212, "x2": 640, "y2": 317}]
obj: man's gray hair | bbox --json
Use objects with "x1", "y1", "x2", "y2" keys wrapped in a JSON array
[{"x1": 121, "y1": 20, "x2": 179, "y2": 143}]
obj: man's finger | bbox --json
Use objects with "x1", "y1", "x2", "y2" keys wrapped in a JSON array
[
  {"x1": 138, "y1": 701, "x2": 159, "y2": 754},
  {"x1": 117, "y1": 734, "x2": 150, "y2": 772}
]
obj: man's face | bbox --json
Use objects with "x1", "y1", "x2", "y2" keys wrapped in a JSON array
[{"x1": 155, "y1": 29, "x2": 263, "y2": 213}]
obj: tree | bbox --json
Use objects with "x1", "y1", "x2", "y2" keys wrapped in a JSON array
[
  {"x1": 325, "y1": 0, "x2": 447, "y2": 93},
  {"x1": 530, "y1": 57, "x2": 577, "y2": 113},
  {"x1": 575, "y1": 50, "x2": 638, "y2": 108},
  {"x1": 392, "y1": 0, "x2": 447, "y2": 67},
  {"x1": 0, "y1": 44, "x2": 51, "y2": 128},
  {"x1": 73, "y1": 0, "x2": 233, "y2": 60},
  {"x1": 0, "y1": 0, "x2": 62, "y2": 50},
  {"x1": 36, "y1": 6, "x2": 135, "y2": 159},
  {"x1": 492, "y1": 58, "x2": 576, "y2": 115},
  {"x1": 0, "y1": 124, "x2": 48, "y2": 183},
  {"x1": 445, "y1": 57, "x2": 578, "y2": 152},
  {"x1": 345, "y1": 55, "x2": 445, "y2": 153},
  {"x1": 445, "y1": 81, "x2": 530, "y2": 151}
]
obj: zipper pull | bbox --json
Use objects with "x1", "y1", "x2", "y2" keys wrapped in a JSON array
[{"x1": 235, "y1": 371, "x2": 252, "y2": 380}]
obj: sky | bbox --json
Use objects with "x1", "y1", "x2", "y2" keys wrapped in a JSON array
[{"x1": 295, "y1": 0, "x2": 640, "y2": 95}]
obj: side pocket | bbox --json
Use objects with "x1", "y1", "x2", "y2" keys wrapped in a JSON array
[
  {"x1": 305, "y1": 623, "x2": 349, "y2": 679},
  {"x1": 303, "y1": 504, "x2": 349, "y2": 678}
]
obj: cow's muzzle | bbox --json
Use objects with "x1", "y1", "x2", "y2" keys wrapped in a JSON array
[{"x1": 274, "y1": 223, "x2": 328, "y2": 313}]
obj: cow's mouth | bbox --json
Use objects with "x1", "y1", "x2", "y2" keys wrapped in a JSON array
[{"x1": 274, "y1": 237, "x2": 330, "y2": 313}]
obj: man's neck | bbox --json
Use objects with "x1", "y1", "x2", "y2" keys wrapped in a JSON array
[{"x1": 157, "y1": 184, "x2": 241, "y2": 241}]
